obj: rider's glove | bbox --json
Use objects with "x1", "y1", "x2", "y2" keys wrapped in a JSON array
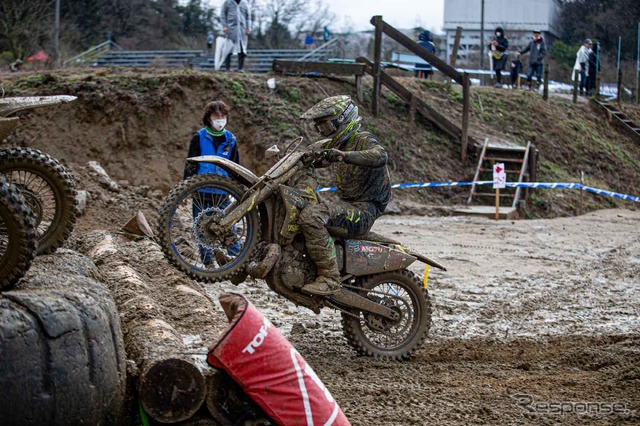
[{"x1": 321, "y1": 149, "x2": 345, "y2": 163}]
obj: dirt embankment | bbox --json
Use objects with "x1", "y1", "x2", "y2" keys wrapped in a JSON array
[{"x1": 1, "y1": 68, "x2": 639, "y2": 218}]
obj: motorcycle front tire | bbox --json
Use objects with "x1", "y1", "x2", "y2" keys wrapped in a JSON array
[
  {"x1": 157, "y1": 174, "x2": 261, "y2": 283},
  {"x1": 0, "y1": 147, "x2": 78, "y2": 255}
]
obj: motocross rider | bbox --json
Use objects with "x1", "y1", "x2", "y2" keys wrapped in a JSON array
[{"x1": 299, "y1": 95, "x2": 391, "y2": 296}]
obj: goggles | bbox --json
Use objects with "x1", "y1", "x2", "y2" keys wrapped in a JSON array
[{"x1": 314, "y1": 119, "x2": 337, "y2": 136}]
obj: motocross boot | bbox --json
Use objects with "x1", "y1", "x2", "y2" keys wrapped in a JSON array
[{"x1": 301, "y1": 236, "x2": 341, "y2": 296}]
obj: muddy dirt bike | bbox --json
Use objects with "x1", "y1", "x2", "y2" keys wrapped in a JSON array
[
  {"x1": 158, "y1": 137, "x2": 446, "y2": 360},
  {"x1": 0, "y1": 96, "x2": 79, "y2": 290}
]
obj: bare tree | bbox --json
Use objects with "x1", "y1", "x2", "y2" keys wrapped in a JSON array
[
  {"x1": 0, "y1": 0, "x2": 54, "y2": 59},
  {"x1": 292, "y1": 0, "x2": 334, "y2": 40}
]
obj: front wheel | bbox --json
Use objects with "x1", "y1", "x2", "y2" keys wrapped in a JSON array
[
  {"x1": 157, "y1": 175, "x2": 260, "y2": 283},
  {"x1": 0, "y1": 147, "x2": 78, "y2": 255},
  {"x1": 341, "y1": 269, "x2": 431, "y2": 361}
]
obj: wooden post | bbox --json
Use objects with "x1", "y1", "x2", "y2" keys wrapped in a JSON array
[
  {"x1": 617, "y1": 68, "x2": 623, "y2": 106},
  {"x1": 495, "y1": 188, "x2": 500, "y2": 220},
  {"x1": 596, "y1": 71, "x2": 601, "y2": 97},
  {"x1": 450, "y1": 26, "x2": 463, "y2": 69},
  {"x1": 517, "y1": 74, "x2": 521, "y2": 89},
  {"x1": 372, "y1": 16, "x2": 383, "y2": 117},
  {"x1": 573, "y1": 69, "x2": 579, "y2": 103},
  {"x1": 543, "y1": 64, "x2": 549, "y2": 101},
  {"x1": 579, "y1": 170, "x2": 584, "y2": 216},
  {"x1": 355, "y1": 75, "x2": 363, "y2": 103},
  {"x1": 461, "y1": 72, "x2": 470, "y2": 162}
]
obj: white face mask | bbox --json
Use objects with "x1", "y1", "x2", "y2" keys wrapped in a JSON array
[{"x1": 211, "y1": 118, "x2": 227, "y2": 131}]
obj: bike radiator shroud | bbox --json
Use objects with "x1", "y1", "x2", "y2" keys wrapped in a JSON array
[{"x1": 340, "y1": 240, "x2": 416, "y2": 276}]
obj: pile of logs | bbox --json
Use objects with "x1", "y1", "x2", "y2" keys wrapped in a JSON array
[{"x1": 81, "y1": 231, "x2": 247, "y2": 424}]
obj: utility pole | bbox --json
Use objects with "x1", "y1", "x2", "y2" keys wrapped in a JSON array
[
  {"x1": 54, "y1": 0, "x2": 61, "y2": 67},
  {"x1": 480, "y1": 0, "x2": 485, "y2": 85}
]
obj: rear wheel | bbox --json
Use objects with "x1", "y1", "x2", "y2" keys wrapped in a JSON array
[
  {"x1": 0, "y1": 147, "x2": 78, "y2": 254},
  {"x1": 157, "y1": 175, "x2": 260, "y2": 283},
  {"x1": 0, "y1": 174, "x2": 36, "y2": 291},
  {"x1": 341, "y1": 269, "x2": 431, "y2": 360}
]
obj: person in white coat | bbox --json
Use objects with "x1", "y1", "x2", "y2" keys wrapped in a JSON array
[
  {"x1": 221, "y1": 0, "x2": 251, "y2": 72},
  {"x1": 573, "y1": 39, "x2": 592, "y2": 95}
]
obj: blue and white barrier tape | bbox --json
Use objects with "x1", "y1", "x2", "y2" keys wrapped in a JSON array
[{"x1": 318, "y1": 181, "x2": 640, "y2": 203}]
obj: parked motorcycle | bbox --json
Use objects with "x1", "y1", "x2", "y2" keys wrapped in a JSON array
[
  {"x1": 0, "y1": 173, "x2": 36, "y2": 289},
  {"x1": 0, "y1": 96, "x2": 79, "y2": 290},
  {"x1": 158, "y1": 137, "x2": 446, "y2": 360}
]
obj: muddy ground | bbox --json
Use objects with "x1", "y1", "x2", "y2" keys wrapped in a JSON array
[
  {"x1": 7, "y1": 157, "x2": 636, "y2": 426},
  {"x1": 28, "y1": 159, "x2": 634, "y2": 425},
  {"x1": 198, "y1": 207, "x2": 639, "y2": 425}
]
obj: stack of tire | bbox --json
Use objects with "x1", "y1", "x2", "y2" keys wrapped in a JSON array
[{"x1": 0, "y1": 147, "x2": 126, "y2": 425}]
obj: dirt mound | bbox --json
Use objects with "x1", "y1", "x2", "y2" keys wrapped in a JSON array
[{"x1": 2, "y1": 68, "x2": 639, "y2": 219}]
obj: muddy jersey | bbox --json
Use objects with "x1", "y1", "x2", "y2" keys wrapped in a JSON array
[{"x1": 329, "y1": 131, "x2": 391, "y2": 216}]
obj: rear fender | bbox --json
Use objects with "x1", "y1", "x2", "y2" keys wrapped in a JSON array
[{"x1": 188, "y1": 156, "x2": 259, "y2": 188}]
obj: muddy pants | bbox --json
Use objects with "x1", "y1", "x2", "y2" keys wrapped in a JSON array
[{"x1": 298, "y1": 199, "x2": 378, "y2": 278}]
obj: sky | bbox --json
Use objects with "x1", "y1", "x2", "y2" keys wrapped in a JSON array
[
  {"x1": 323, "y1": 0, "x2": 445, "y2": 33},
  {"x1": 206, "y1": 0, "x2": 446, "y2": 34}
]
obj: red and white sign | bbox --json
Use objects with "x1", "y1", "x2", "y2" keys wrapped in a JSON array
[
  {"x1": 493, "y1": 163, "x2": 506, "y2": 189},
  {"x1": 208, "y1": 293, "x2": 350, "y2": 426}
]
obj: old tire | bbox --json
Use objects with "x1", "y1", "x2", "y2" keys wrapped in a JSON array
[
  {"x1": 157, "y1": 174, "x2": 260, "y2": 283},
  {"x1": 341, "y1": 269, "x2": 432, "y2": 361},
  {"x1": 0, "y1": 276, "x2": 126, "y2": 425},
  {"x1": 0, "y1": 174, "x2": 36, "y2": 291},
  {"x1": 0, "y1": 147, "x2": 78, "y2": 255}
]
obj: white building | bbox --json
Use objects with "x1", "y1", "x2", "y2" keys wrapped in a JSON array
[{"x1": 443, "y1": 0, "x2": 562, "y2": 65}]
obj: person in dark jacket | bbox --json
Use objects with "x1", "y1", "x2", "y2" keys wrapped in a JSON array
[
  {"x1": 489, "y1": 26, "x2": 509, "y2": 87},
  {"x1": 221, "y1": 0, "x2": 251, "y2": 72},
  {"x1": 297, "y1": 95, "x2": 391, "y2": 296},
  {"x1": 415, "y1": 30, "x2": 436, "y2": 79},
  {"x1": 517, "y1": 29, "x2": 547, "y2": 90},
  {"x1": 586, "y1": 42, "x2": 600, "y2": 96},
  {"x1": 184, "y1": 100, "x2": 241, "y2": 265}
]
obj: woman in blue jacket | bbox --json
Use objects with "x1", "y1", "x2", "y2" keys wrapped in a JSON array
[{"x1": 184, "y1": 100, "x2": 241, "y2": 265}]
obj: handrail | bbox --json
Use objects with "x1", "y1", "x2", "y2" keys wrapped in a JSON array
[
  {"x1": 370, "y1": 16, "x2": 463, "y2": 85},
  {"x1": 297, "y1": 37, "x2": 339, "y2": 62},
  {"x1": 64, "y1": 40, "x2": 122, "y2": 66}
]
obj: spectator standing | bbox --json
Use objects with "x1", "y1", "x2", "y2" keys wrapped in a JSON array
[
  {"x1": 183, "y1": 100, "x2": 241, "y2": 265},
  {"x1": 415, "y1": 30, "x2": 436, "y2": 79},
  {"x1": 586, "y1": 42, "x2": 600, "y2": 96},
  {"x1": 517, "y1": 29, "x2": 547, "y2": 90},
  {"x1": 323, "y1": 26, "x2": 330, "y2": 42},
  {"x1": 221, "y1": 0, "x2": 251, "y2": 72},
  {"x1": 573, "y1": 39, "x2": 592, "y2": 95},
  {"x1": 489, "y1": 27, "x2": 509, "y2": 87}
]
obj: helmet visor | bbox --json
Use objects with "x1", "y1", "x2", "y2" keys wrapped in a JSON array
[{"x1": 314, "y1": 119, "x2": 336, "y2": 137}]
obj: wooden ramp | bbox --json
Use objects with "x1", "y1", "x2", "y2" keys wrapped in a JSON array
[
  {"x1": 591, "y1": 99, "x2": 640, "y2": 142},
  {"x1": 460, "y1": 139, "x2": 535, "y2": 219}
]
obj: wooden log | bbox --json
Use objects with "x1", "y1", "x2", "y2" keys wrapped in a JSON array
[{"x1": 80, "y1": 232, "x2": 228, "y2": 423}]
